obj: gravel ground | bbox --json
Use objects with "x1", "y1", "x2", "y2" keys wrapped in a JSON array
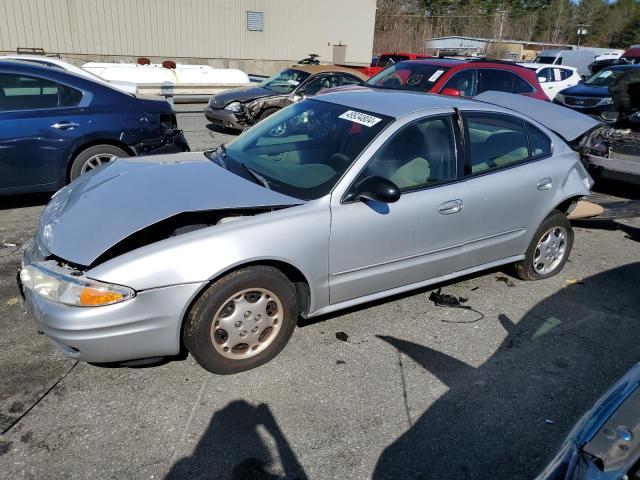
[{"x1": 0, "y1": 110, "x2": 638, "y2": 480}]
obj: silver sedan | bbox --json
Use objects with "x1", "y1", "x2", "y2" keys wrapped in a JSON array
[{"x1": 18, "y1": 89, "x2": 597, "y2": 374}]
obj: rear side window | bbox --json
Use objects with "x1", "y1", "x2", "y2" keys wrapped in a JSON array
[
  {"x1": 527, "y1": 124, "x2": 552, "y2": 158},
  {"x1": 465, "y1": 113, "x2": 529, "y2": 174},
  {"x1": 340, "y1": 74, "x2": 363, "y2": 86},
  {"x1": 559, "y1": 68, "x2": 573, "y2": 80},
  {"x1": 477, "y1": 69, "x2": 534, "y2": 95},
  {"x1": 0, "y1": 73, "x2": 83, "y2": 111}
]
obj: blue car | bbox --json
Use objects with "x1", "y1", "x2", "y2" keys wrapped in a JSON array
[
  {"x1": 553, "y1": 64, "x2": 640, "y2": 122},
  {"x1": 0, "y1": 59, "x2": 189, "y2": 195}
]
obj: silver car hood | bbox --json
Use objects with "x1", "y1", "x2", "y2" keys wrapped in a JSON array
[
  {"x1": 39, "y1": 152, "x2": 303, "y2": 266},
  {"x1": 474, "y1": 91, "x2": 602, "y2": 142}
]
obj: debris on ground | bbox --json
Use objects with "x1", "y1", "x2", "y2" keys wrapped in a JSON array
[
  {"x1": 336, "y1": 360, "x2": 346, "y2": 365},
  {"x1": 5, "y1": 298, "x2": 19, "y2": 306},
  {"x1": 533, "y1": 317, "x2": 563, "y2": 339},
  {"x1": 335, "y1": 332, "x2": 349, "y2": 342},
  {"x1": 565, "y1": 278, "x2": 586, "y2": 286},
  {"x1": 2, "y1": 242, "x2": 17, "y2": 248},
  {"x1": 495, "y1": 276, "x2": 516, "y2": 287},
  {"x1": 544, "y1": 419, "x2": 556, "y2": 425},
  {"x1": 428, "y1": 289, "x2": 485, "y2": 323}
]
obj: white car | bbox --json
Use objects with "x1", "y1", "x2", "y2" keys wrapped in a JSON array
[
  {"x1": 0, "y1": 55, "x2": 138, "y2": 94},
  {"x1": 519, "y1": 63, "x2": 582, "y2": 100}
]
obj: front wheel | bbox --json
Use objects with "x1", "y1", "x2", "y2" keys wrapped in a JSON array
[
  {"x1": 183, "y1": 266, "x2": 298, "y2": 374},
  {"x1": 515, "y1": 210, "x2": 574, "y2": 281}
]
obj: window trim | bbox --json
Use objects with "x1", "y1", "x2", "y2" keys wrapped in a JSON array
[
  {"x1": 0, "y1": 71, "x2": 90, "y2": 113},
  {"x1": 341, "y1": 113, "x2": 464, "y2": 203},
  {"x1": 462, "y1": 111, "x2": 553, "y2": 178}
]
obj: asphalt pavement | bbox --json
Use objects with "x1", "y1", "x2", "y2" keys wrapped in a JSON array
[{"x1": 0, "y1": 110, "x2": 639, "y2": 479}]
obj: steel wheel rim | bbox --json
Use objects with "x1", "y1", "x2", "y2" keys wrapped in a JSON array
[
  {"x1": 210, "y1": 288, "x2": 283, "y2": 360},
  {"x1": 81, "y1": 153, "x2": 118, "y2": 174},
  {"x1": 533, "y1": 226, "x2": 568, "y2": 275}
]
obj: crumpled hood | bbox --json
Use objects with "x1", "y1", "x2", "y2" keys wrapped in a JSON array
[
  {"x1": 209, "y1": 86, "x2": 273, "y2": 108},
  {"x1": 39, "y1": 152, "x2": 302, "y2": 266}
]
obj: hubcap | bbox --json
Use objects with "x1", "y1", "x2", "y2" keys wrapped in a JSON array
[
  {"x1": 80, "y1": 153, "x2": 118, "y2": 174},
  {"x1": 533, "y1": 226, "x2": 567, "y2": 275},
  {"x1": 210, "y1": 288, "x2": 283, "y2": 360}
]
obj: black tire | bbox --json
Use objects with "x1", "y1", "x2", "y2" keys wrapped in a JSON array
[
  {"x1": 69, "y1": 144, "x2": 128, "y2": 181},
  {"x1": 183, "y1": 266, "x2": 298, "y2": 375},
  {"x1": 515, "y1": 210, "x2": 574, "y2": 281},
  {"x1": 259, "y1": 107, "x2": 279, "y2": 121}
]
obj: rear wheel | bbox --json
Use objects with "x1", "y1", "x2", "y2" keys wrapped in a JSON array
[
  {"x1": 69, "y1": 145, "x2": 128, "y2": 181},
  {"x1": 183, "y1": 266, "x2": 298, "y2": 374},
  {"x1": 515, "y1": 210, "x2": 574, "y2": 281}
]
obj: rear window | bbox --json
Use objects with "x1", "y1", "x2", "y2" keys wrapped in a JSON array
[
  {"x1": 377, "y1": 54, "x2": 410, "y2": 67},
  {"x1": 367, "y1": 63, "x2": 450, "y2": 92}
]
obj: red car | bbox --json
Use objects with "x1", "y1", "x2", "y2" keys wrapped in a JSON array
[
  {"x1": 345, "y1": 52, "x2": 433, "y2": 77},
  {"x1": 365, "y1": 58, "x2": 549, "y2": 101}
]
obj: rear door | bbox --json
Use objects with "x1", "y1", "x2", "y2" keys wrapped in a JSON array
[
  {"x1": 0, "y1": 71, "x2": 87, "y2": 190},
  {"x1": 458, "y1": 111, "x2": 557, "y2": 268}
]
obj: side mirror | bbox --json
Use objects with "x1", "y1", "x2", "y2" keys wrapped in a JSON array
[
  {"x1": 345, "y1": 175, "x2": 400, "y2": 203},
  {"x1": 293, "y1": 92, "x2": 305, "y2": 102},
  {"x1": 538, "y1": 76, "x2": 547, "y2": 83},
  {"x1": 441, "y1": 87, "x2": 461, "y2": 97}
]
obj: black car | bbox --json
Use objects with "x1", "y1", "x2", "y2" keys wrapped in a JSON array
[
  {"x1": 0, "y1": 59, "x2": 189, "y2": 195},
  {"x1": 204, "y1": 64, "x2": 366, "y2": 131},
  {"x1": 553, "y1": 64, "x2": 640, "y2": 122}
]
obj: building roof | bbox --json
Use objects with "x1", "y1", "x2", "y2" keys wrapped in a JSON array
[{"x1": 427, "y1": 35, "x2": 572, "y2": 48}]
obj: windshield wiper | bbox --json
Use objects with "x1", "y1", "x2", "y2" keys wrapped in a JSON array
[
  {"x1": 204, "y1": 143, "x2": 227, "y2": 169},
  {"x1": 239, "y1": 162, "x2": 270, "y2": 190}
]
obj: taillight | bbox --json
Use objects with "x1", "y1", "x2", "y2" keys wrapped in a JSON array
[{"x1": 159, "y1": 113, "x2": 177, "y2": 132}]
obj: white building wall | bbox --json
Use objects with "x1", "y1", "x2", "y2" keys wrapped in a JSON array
[{"x1": 0, "y1": 0, "x2": 376, "y2": 65}]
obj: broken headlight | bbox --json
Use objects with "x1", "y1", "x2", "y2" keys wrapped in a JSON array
[
  {"x1": 20, "y1": 263, "x2": 135, "y2": 307},
  {"x1": 224, "y1": 101, "x2": 242, "y2": 112}
]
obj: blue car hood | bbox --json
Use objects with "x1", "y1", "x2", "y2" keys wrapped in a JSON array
[
  {"x1": 38, "y1": 152, "x2": 303, "y2": 266},
  {"x1": 559, "y1": 83, "x2": 609, "y2": 98}
]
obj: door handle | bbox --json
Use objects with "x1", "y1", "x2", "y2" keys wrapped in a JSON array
[
  {"x1": 50, "y1": 121, "x2": 79, "y2": 130},
  {"x1": 537, "y1": 177, "x2": 553, "y2": 191},
  {"x1": 439, "y1": 199, "x2": 463, "y2": 215}
]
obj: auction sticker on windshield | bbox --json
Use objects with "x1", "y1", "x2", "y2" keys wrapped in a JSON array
[
  {"x1": 428, "y1": 70, "x2": 445, "y2": 82},
  {"x1": 338, "y1": 110, "x2": 382, "y2": 127}
]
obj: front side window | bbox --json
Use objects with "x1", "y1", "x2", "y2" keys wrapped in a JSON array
[
  {"x1": 441, "y1": 69, "x2": 476, "y2": 97},
  {"x1": 537, "y1": 68, "x2": 554, "y2": 83},
  {"x1": 358, "y1": 116, "x2": 457, "y2": 191},
  {"x1": 0, "y1": 73, "x2": 82, "y2": 111},
  {"x1": 260, "y1": 69, "x2": 310, "y2": 94},
  {"x1": 465, "y1": 113, "x2": 529, "y2": 174},
  {"x1": 477, "y1": 69, "x2": 534, "y2": 95},
  {"x1": 223, "y1": 100, "x2": 392, "y2": 200},
  {"x1": 367, "y1": 63, "x2": 451, "y2": 92}
]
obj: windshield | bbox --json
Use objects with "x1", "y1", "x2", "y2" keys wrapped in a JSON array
[
  {"x1": 584, "y1": 68, "x2": 623, "y2": 86},
  {"x1": 260, "y1": 69, "x2": 310, "y2": 94},
  {"x1": 377, "y1": 54, "x2": 409, "y2": 67},
  {"x1": 533, "y1": 56, "x2": 556, "y2": 65},
  {"x1": 224, "y1": 99, "x2": 392, "y2": 200},
  {"x1": 366, "y1": 63, "x2": 450, "y2": 92}
]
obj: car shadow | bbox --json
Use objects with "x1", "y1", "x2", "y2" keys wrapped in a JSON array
[
  {"x1": 574, "y1": 219, "x2": 640, "y2": 243},
  {"x1": 165, "y1": 400, "x2": 308, "y2": 480},
  {"x1": 0, "y1": 192, "x2": 51, "y2": 210},
  {"x1": 206, "y1": 122, "x2": 240, "y2": 136},
  {"x1": 371, "y1": 262, "x2": 640, "y2": 479}
]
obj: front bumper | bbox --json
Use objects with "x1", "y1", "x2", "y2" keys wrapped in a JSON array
[
  {"x1": 131, "y1": 129, "x2": 190, "y2": 156},
  {"x1": 18, "y1": 244, "x2": 205, "y2": 363},
  {"x1": 552, "y1": 100, "x2": 619, "y2": 122},
  {"x1": 204, "y1": 106, "x2": 246, "y2": 130}
]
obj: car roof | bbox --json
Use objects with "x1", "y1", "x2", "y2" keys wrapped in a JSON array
[
  {"x1": 519, "y1": 62, "x2": 576, "y2": 71},
  {"x1": 401, "y1": 58, "x2": 463, "y2": 67},
  {"x1": 0, "y1": 58, "x2": 57, "y2": 71},
  {"x1": 605, "y1": 64, "x2": 640, "y2": 71},
  {"x1": 314, "y1": 86, "x2": 498, "y2": 118},
  {"x1": 290, "y1": 64, "x2": 368, "y2": 79}
]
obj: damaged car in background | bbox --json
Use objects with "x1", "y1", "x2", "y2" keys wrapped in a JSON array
[
  {"x1": 577, "y1": 68, "x2": 640, "y2": 185},
  {"x1": 19, "y1": 89, "x2": 595, "y2": 375},
  {"x1": 204, "y1": 64, "x2": 366, "y2": 131}
]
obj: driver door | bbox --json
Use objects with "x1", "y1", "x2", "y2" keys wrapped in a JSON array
[{"x1": 328, "y1": 114, "x2": 467, "y2": 304}]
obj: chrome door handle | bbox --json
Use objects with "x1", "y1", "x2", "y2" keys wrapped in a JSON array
[
  {"x1": 50, "y1": 122, "x2": 79, "y2": 130},
  {"x1": 537, "y1": 177, "x2": 553, "y2": 191},
  {"x1": 439, "y1": 199, "x2": 463, "y2": 215}
]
